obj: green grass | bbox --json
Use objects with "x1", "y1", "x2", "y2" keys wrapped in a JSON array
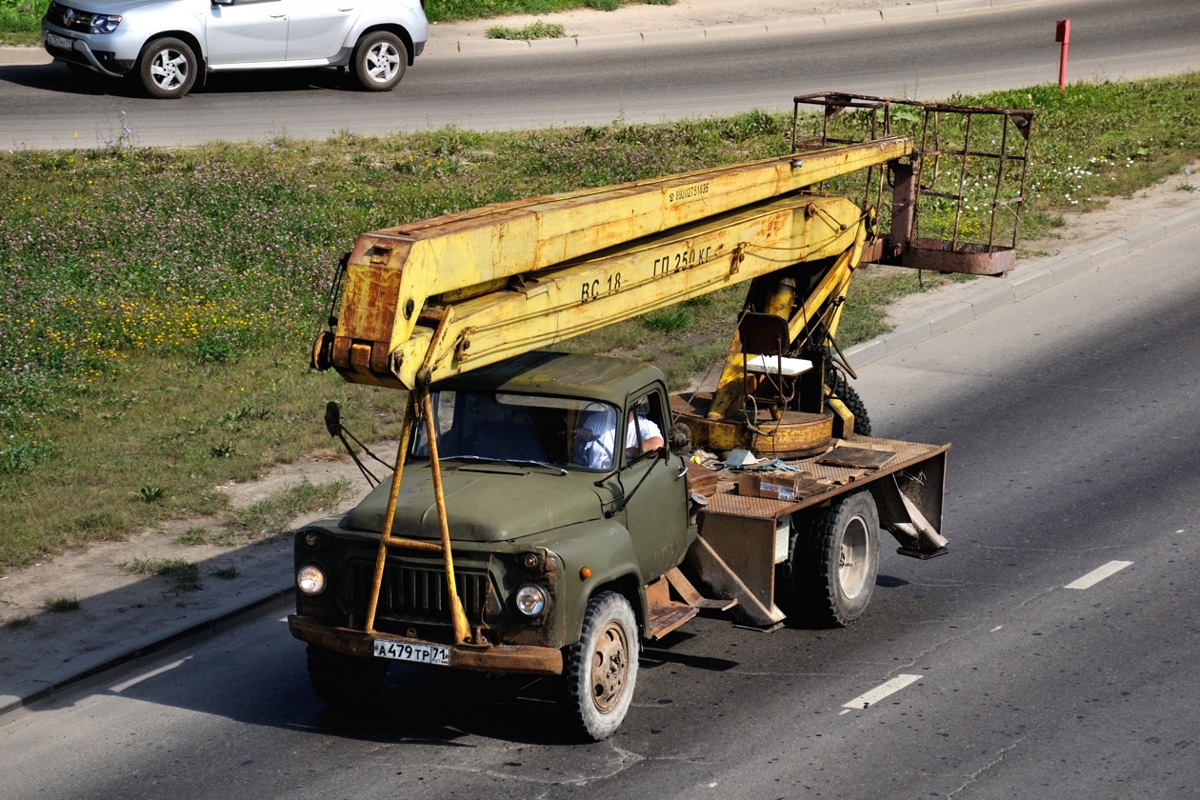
[
  {"x1": 43, "y1": 595, "x2": 81, "y2": 612},
  {"x1": 0, "y1": 76, "x2": 1198, "y2": 573},
  {"x1": 487, "y1": 21, "x2": 566, "y2": 40},
  {"x1": 0, "y1": 0, "x2": 45, "y2": 45},
  {"x1": 122, "y1": 557, "x2": 203, "y2": 593},
  {"x1": 425, "y1": 0, "x2": 675, "y2": 24}
]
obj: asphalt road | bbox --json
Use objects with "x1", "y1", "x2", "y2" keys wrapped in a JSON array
[
  {"x1": 1, "y1": 209, "x2": 1196, "y2": 800},
  {"x1": 0, "y1": 0, "x2": 1197, "y2": 149}
]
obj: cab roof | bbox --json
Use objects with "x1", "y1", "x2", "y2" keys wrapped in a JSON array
[{"x1": 433, "y1": 351, "x2": 665, "y2": 408}]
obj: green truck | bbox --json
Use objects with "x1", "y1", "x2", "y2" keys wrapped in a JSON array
[
  {"x1": 286, "y1": 94, "x2": 1030, "y2": 740},
  {"x1": 288, "y1": 351, "x2": 949, "y2": 740}
]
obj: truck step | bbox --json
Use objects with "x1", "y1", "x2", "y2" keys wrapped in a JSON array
[
  {"x1": 645, "y1": 572, "x2": 700, "y2": 640},
  {"x1": 646, "y1": 604, "x2": 699, "y2": 641}
]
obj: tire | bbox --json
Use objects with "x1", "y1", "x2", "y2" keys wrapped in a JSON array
[
  {"x1": 563, "y1": 591, "x2": 639, "y2": 741},
  {"x1": 828, "y1": 372, "x2": 872, "y2": 436},
  {"x1": 306, "y1": 645, "x2": 389, "y2": 712},
  {"x1": 353, "y1": 31, "x2": 407, "y2": 91},
  {"x1": 139, "y1": 37, "x2": 197, "y2": 99},
  {"x1": 787, "y1": 490, "x2": 880, "y2": 627}
]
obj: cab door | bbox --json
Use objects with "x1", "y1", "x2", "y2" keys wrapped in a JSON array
[
  {"x1": 283, "y1": 0, "x2": 359, "y2": 61},
  {"x1": 616, "y1": 388, "x2": 690, "y2": 579},
  {"x1": 207, "y1": 0, "x2": 288, "y2": 65}
]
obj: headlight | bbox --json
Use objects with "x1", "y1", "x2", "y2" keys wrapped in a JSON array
[
  {"x1": 297, "y1": 564, "x2": 326, "y2": 596},
  {"x1": 514, "y1": 584, "x2": 548, "y2": 616},
  {"x1": 88, "y1": 13, "x2": 121, "y2": 33}
]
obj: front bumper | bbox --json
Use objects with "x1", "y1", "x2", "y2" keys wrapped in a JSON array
[
  {"x1": 42, "y1": 27, "x2": 135, "y2": 77},
  {"x1": 288, "y1": 614, "x2": 564, "y2": 676}
]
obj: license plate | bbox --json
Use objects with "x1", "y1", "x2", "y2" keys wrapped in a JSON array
[
  {"x1": 373, "y1": 639, "x2": 450, "y2": 666},
  {"x1": 45, "y1": 32, "x2": 74, "y2": 51}
]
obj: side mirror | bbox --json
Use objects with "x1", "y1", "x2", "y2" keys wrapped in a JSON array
[{"x1": 211, "y1": 0, "x2": 235, "y2": 6}]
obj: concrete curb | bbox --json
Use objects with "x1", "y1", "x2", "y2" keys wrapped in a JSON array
[{"x1": 846, "y1": 205, "x2": 1200, "y2": 368}]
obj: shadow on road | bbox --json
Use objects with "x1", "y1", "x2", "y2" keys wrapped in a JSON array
[{"x1": 0, "y1": 61, "x2": 367, "y2": 97}]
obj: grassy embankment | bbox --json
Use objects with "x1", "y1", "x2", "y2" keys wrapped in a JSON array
[{"x1": 1, "y1": 75, "x2": 1198, "y2": 575}]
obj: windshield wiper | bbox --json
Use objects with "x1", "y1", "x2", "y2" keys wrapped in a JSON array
[
  {"x1": 501, "y1": 458, "x2": 567, "y2": 475},
  {"x1": 441, "y1": 454, "x2": 566, "y2": 476}
]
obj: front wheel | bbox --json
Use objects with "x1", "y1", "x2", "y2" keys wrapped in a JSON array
[
  {"x1": 563, "y1": 591, "x2": 639, "y2": 741},
  {"x1": 139, "y1": 37, "x2": 197, "y2": 99},
  {"x1": 353, "y1": 31, "x2": 407, "y2": 91}
]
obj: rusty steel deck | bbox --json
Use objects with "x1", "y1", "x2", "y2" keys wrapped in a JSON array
[{"x1": 703, "y1": 434, "x2": 949, "y2": 520}]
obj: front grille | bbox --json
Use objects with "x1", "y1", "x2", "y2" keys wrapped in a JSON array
[
  {"x1": 46, "y1": 2, "x2": 90, "y2": 32},
  {"x1": 349, "y1": 560, "x2": 496, "y2": 624},
  {"x1": 46, "y1": 2, "x2": 71, "y2": 27}
]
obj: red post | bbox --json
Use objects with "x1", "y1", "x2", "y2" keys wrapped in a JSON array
[{"x1": 1055, "y1": 19, "x2": 1071, "y2": 91}]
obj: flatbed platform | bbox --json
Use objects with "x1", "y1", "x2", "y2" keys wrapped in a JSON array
[{"x1": 684, "y1": 435, "x2": 950, "y2": 627}]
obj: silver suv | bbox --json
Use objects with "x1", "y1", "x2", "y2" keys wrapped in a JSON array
[{"x1": 42, "y1": 0, "x2": 428, "y2": 99}]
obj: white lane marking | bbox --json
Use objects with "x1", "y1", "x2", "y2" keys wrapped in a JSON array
[
  {"x1": 841, "y1": 673, "x2": 921, "y2": 710},
  {"x1": 1064, "y1": 560, "x2": 1133, "y2": 590}
]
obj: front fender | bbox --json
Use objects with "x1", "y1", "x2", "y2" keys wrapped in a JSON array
[{"x1": 523, "y1": 519, "x2": 642, "y2": 647}]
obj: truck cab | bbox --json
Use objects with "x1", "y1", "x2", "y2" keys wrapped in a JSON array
[{"x1": 289, "y1": 352, "x2": 691, "y2": 739}]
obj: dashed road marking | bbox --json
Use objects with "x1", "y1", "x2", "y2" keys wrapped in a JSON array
[
  {"x1": 1064, "y1": 560, "x2": 1133, "y2": 590},
  {"x1": 841, "y1": 673, "x2": 921, "y2": 710}
]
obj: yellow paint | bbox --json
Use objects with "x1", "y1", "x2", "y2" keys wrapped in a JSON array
[{"x1": 323, "y1": 138, "x2": 912, "y2": 389}]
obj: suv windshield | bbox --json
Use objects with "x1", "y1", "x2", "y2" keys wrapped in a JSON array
[{"x1": 410, "y1": 391, "x2": 619, "y2": 471}]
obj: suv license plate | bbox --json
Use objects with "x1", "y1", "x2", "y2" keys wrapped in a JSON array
[
  {"x1": 45, "y1": 32, "x2": 73, "y2": 51},
  {"x1": 373, "y1": 639, "x2": 450, "y2": 666}
]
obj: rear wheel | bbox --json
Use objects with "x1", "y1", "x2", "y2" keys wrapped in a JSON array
[
  {"x1": 139, "y1": 37, "x2": 197, "y2": 99},
  {"x1": 563, "y1": 591, "x2": 639, "y2": 741},
  {"x1": 353, "y1": 31, "x2": 407, "y2": 91},
  {"x1": 306, "y1": 645, "x2": 389, "y2": 712},
  {"x1": 786, "y1": 490, "x2": 880, "y2": 627},
  {"x1": 828, "y1": 372, "x2": 871, "y2": 436}
]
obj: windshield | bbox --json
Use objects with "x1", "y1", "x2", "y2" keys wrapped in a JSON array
[{"x1": 410, "y1": 391, "x2": 620, "y2": 471}]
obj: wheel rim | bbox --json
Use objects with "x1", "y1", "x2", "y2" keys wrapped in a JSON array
[
  {"x1": 150, "y1": 49, "x2": 188, "y2": 91},
  {"x1": 364, "y1": 42, "x2": 399, "y2": 84},
  {"x1": 590, "y1": 620, "x2": 629, "y2": 714},
  {"x1": 838, "y1": 514, "x2": 870, "y2": 599}
]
